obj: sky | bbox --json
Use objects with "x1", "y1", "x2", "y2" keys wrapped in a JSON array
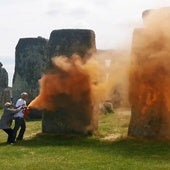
[{"x1": 0, "y1": 0, "x2": 170, "y2": 86}]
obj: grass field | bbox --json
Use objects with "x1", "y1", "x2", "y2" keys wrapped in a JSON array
[{"x1": 0, "y1": 108, "x2": 170, "y2": 170}]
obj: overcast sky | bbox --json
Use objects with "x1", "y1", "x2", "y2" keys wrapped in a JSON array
[{"x1": 0, "y1": 0, "x2": 170, "y2": 86}]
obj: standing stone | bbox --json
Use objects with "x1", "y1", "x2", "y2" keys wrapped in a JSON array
[
  {"x1": 12, "y1": 37, "x2": 48, "y2": 117},
  {"x1": 128, "y1": 8, "x2": 170, "y2": 138},
  {"x1": 0, "y1": 62, "x2": 9, "y2": 108},
  {"x1": 42, "y1": 29, "x2": 96, "y2": 135},
  {"x1": 47, "y1": 29, "x2": 96, "y2": 59}
]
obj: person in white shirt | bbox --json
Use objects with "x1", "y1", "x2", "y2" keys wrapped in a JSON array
[{"x1": 13, "y1": 92, "x2": 28, "y2": 142}]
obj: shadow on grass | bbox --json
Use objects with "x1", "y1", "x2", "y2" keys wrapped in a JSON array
[{"x1": 7, "y1": 132, "x2": 170, "y2": 161}]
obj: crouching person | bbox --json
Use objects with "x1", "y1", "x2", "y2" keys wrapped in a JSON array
[{"x1": 0, "y1": 102, "x2": 23, "y2": 145}]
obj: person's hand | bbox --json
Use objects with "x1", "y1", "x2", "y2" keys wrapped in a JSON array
[{"x1": 21, "y1": 106, "x2": 26, "y2": 110}]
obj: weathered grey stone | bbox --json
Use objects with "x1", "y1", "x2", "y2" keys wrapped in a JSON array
[
  {"x1": 12, "y1": 37, "x2": 48, "y2": 117},
  {"x1": 42, "y1": 29, "x2": 97, "y2": 135},
  {"x1": 47, "y1": 29, "x2": 96, "y2": 59},
  {"x1": 0, "y1": 62, "x2": 9, "y2": 108}
]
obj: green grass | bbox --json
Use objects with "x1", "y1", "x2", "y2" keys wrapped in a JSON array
[{"x1": 0, "y1": 108, "x2": 170, "y2": 170}]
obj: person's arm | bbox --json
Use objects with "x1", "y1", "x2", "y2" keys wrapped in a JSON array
[{"x1": 7, "y1": 106, "x2": 23, "y2": 114}]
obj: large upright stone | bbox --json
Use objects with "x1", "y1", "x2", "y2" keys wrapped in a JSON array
[
  {"x1": 12, "y1": 37, "x2": 48, "y2": 116},
  {"x1": 128, "y1": 8, "x2": 170, "y2": 138},
  {"x1": 47, "y1": 29, "x2": 96, "y2": 59},
  {"x1": 0, "y1": 62, "x2": 9, "y2": 108},
  {"x1": 42, "y1": 29, "x2": 96, "y2": 134}
]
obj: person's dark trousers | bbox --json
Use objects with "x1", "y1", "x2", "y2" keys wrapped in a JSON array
[
  {"x1": 3, "y1": 128, "x2": 14, "y2": 144},
  {"x1": 13, "y1": 117, "x2": 26, "y2": 141}
]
